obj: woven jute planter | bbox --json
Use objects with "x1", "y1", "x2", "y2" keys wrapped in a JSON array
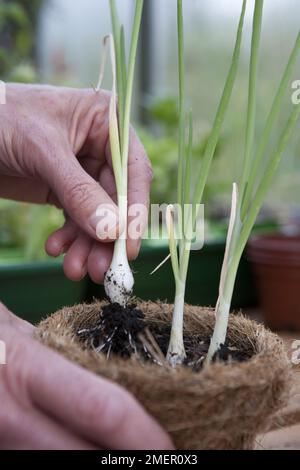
[{"x1": 37, "y1": 301, "x2": 291, "y2": 450}]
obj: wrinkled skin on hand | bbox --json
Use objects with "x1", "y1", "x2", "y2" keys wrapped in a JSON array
[{"x1": 0, "y1": 84, "x2": 152, "y2": 283}]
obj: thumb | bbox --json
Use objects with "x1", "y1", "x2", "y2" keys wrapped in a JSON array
[{"x1": 48, "y1": 154, "x2": 120, "y2": 242}]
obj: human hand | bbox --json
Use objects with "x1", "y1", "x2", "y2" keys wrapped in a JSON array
[
  {"x1": 0, "y1": 302, "x2": 173, "y2": 450},
  {"x1": 0, "y1": 84, "x2": 152, "y2": 283}
]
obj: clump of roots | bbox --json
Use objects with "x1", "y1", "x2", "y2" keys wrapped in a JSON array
[{"x1": 76, "y1": 303, "x2": 165, "y2": 364}]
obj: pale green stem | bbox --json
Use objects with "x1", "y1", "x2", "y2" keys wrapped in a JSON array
[
  {"x1": 166, "y1": 203, "x2": 192, "y2": 366},
  {"x1": 110, "y1": 196, "x2": 128, "y2": 270},
  {"x1": 183, "y1": 111, "x2": 193, "y2": 209},
  {"x1": 238, "y1": 102, "x2": 300, "y2": 259},
  {"x1": 166, "y1": 206, "x2": 180, "y2": 281},
  {"x1": 177, "y1": 0, "x2": 185, "y2": 209},
  {"x1": 109, "y1": 0, "x2": 125, "y2": 144},
  {"x1": 166, "y1": 112, "x2": 193, "y2": 364},
  {"x1": 207, "y1": 184, "x2": 240, "y2": 362},
  {"x1": 167, "y1": 285, "x2": 186, "y2": 367},
  {"x1": 167, "y1": 280, "x2": 186, "y2": 367},
  {"x1": 120, "y1": 26, "x2": 127, "y2": 128},
  {"x1": 167, "y1": 243, "x2": 191, "y2": 367},
  {"x1": 108, "y1": 36, "x2": 123, "y2": 195},
  {"x1": 192, "y1": 0, "x2": 246, "y2": 227},
  {"x1": 121, "y1": 0, "x2": 144, "y2": 186},
  {"x1": 241, "y1": 30, "x2": 300, "y2": 217},
  {"x1": 240, "y1": 0, "x2": 264, "y2": 209},
  {"x1": 206, "y1": 254, "x2": 239, "y2": 362}
]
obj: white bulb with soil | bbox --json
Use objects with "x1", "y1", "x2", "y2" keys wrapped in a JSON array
[{"x1": 104, "y1": 238, "x2": 134, "y2": 307}]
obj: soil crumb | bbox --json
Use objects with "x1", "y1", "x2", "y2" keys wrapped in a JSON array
[{"x1": 76, "y1": 303, "x2": 251, "y2": 370}]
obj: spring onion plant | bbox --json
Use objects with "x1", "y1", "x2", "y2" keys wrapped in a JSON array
[
  {"x1": 164, "y1": 0, "x2": 247, "y2": 367},
  {"x1": 103, "y1": 0, "x2": 144, "y2": 307},
  {"x1": 207, "y1": 0, "x2": 300, "y2": 361}
]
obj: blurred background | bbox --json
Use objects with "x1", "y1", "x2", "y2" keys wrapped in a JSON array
[{"x1": 0, "y1": 0, "x2": 300, "y2": 330}]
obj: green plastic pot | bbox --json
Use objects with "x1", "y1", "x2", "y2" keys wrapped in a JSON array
[
  {"x1": 88, "y1": 239, "x2": 257, "y2": 308},
  {"x1": 0, "y1": 249, "x2": 88, "y2": 324}
]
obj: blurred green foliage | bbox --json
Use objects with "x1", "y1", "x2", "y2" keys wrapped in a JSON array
[
  {"x1": 0, "y1": 200, "x2": 64, "y2": 261},
  {"x1": 0, "y1": 0, "x2": 43, "y2": 80},
  {"x1": 24, "y1": 205, "x2": 64, "y2": 261},
  {"x1": 0, "y1": 200, "x2": 27, "y2": 248},
  {"x1": 149, "y1": 97, "x2": 179, "y2": 132},
  {"x1": 140, "y1": 97, "x2": 224, "y2": 206}
]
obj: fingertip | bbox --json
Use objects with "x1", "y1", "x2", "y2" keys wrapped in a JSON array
[
  {"x1": 45, "y1": 235, "x2": 62, "y2": 258},
  {"x1": 45, "y1": 221, "x2": 77, "y2": 258},
  {"x1": 144, "y1": 420, "x2": 175, "y2": 450},
  {"x1": 87, "y1": 263, "x2": 105, "y2": 285},
  {"x1": 63, "y1": 255, "x2": 87, "y2": 282},
  {"x1": 127, "y1": 239, "x2": 141, "y2": 261},
  {"x1": 87, "y1": 243, "x2": 113, "y2": 284},
  {"x1": 63, "y1": 236, "x2": 91, "y2": 282},
  {"x1": 112, "y1": 389, "x2": 175, "y2": 450}
]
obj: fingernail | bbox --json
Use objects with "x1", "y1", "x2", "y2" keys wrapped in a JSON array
[
  {"x1": 90, "y1": 205, "x2": 119, "y2": 241},
  {"x1": 135, "y1": 239, "x2": 142, "y2": 254},
  {"x1": 128, "y1": 239, "x2": 142, "y2": 260},
  {"x1": 59, "y1": 244, "x2": 69, "y2": 256}
]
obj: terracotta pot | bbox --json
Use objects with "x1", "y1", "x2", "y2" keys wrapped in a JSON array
[{"x1": 247, "y1": 235, "x2": 300, "y2": 331}]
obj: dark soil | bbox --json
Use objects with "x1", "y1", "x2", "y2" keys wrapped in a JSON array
[{"x1": 76, "y1": 303, "x2": 251, "y2": 371}]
